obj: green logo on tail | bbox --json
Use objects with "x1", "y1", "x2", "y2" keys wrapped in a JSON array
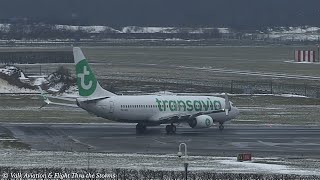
[{"x1": 76, "y1": 59, "x2": 97, "y2": 96}]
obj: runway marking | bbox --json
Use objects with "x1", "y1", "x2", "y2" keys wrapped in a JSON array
[
  {"x1": 258, "y1": 140, "x2": 278, "y2": 147},
  {"x1": 67, "y1": 135, "x2": 95, "y2": 149},
  {"x1": 258, "y1": 140, "x2": 320, "y2": 147},
  {"x1": 152, "y1": 138, "x2": 167, "y2": 145}
]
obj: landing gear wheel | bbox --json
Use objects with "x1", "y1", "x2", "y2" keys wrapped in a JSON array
[
  {"x1": 166, "y1": 124, "x2": 176, "y2": 134},
  {"x1": 136, "y1": 123, "x2": 147, "y2": 134},
  {"x1": 219, "y1": 123, "x2": 224, "y2": 131}
]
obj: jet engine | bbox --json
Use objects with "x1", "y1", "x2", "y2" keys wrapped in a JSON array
[{"x1": 188, "y1": 115, "x2": 214, "y2": 129}]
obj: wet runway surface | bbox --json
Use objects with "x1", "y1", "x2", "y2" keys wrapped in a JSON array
[{"x1": 2, "y1": 123, "x2": 320, "y2": 157}]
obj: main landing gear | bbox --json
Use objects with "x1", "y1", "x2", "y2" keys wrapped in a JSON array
[
  {"x1": 166, "y1": 124, "x2": 176, "y2": 134},
  {"x1": 219, "y1": 123, "x2": 224, "y2": 131},
  {"x1": 136, "y1": 123, "x2": 147, "y2": 134}
]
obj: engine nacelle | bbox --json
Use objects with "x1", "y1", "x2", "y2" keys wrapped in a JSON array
[{"x1": 188, "y1": 115, "x2": 214, "y2": 129}]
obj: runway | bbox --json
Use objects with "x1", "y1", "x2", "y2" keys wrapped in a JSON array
[{"x1": 1, "y1": 123, "x2": 320, "y2": 157}]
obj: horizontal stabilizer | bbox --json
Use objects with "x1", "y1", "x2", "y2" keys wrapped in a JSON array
[{"x1": 38, "y1": 86, "x2": 78, "y2": 108}]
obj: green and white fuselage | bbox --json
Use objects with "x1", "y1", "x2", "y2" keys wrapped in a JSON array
[
  {"x1": 42, "y1": 47, "x2": 239, "y2": 133},
  {"x1": 79, "y1": 95, "x2": 238, "y2": 125}
]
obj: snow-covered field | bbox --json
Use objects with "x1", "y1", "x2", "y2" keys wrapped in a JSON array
[
  {"x1": 0, "y1": 24, "x2": 230, "y2": 34},
  {"x1": 0, "y1": 78, "x2": 37, "y2": 93},
  {"x1": 259, "y1": 26, "x2": 320, "y2": 41},
  {"x1": 0, "y1": 150, "x2": 318, "y2": 175}
]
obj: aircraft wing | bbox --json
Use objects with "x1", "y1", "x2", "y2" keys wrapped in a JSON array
[
  {"x1": 41, "y1": 101, "x2": 78, "y2": 108},
  {"x1": 45, "y1": 95, "x2": 78, "y2": 102}
]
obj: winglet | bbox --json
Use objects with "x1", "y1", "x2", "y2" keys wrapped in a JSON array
[{"x1": 38, "y1": 86, "x2": 51, "y2": 108}]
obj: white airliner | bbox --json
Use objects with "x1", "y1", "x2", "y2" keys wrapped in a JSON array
[{"x1": 41, "y1": 47, "x2": 239, "y2": 134}]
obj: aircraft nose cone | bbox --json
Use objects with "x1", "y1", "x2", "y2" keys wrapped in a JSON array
[{"x1": 229, "y1": 106, "x2": 239, "y2": 119}]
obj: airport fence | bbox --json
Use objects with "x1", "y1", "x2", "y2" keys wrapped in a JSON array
[
  {"x1": 0, "y1": 167, "x2": 319, "y2": 180},
  {"x1": 111, "y1": 78, "x2": 320, "y2": 98},
  {"x1": 165, "y1": 79, "x2": 320, "y2": 98},
  {"x1": 227, "y1": 80, "x2": 320, "y2": 98}
]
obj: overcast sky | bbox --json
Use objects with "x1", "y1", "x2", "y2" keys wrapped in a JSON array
[{"x1": 1, "y1": 0, "x2": 320, "y2": 29}]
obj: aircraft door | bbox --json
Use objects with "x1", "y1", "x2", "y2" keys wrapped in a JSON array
[{"x1": 109, "y1": 101, "x2": 114, "y2": 113}]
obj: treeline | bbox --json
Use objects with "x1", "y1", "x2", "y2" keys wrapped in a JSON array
[
  {"x1": 0, "y1": 24, "x2": 91, "y2": 40},
  {"x1": 0, "y1": 51, "x2": 73, "y2": 64},
  {"x1": 0, "y1": 24, "x2": 222, "y2": 40}
]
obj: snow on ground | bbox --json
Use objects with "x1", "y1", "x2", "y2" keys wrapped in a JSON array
[
  {"x1": 54, "y1": 25, "x2": 121, "y2": 33},
  {"x1": 0, "y1": 150, "x2": 319, "y2": 175},
  {"x1": 284, "y1": 60, "x2": 320, "y2": 65},
  {"x1": 33, "y1": 77, "x2": 48, "y2": 86},
  {"x1": 47, "y1": 82, "x2": 64, "y2": 93},
  {"x1": 268, "y1": 34, "x2": 320, "y2": 41},
  {"x1": 0, "y1": 24, "x2": 11, "y2": 32},
  {"x1": 2, "y1": 23, "x2": 320, "y2": 41},
  {"x1": 216, "y1": 158, "x2": 318, "y2": 175},
  {"x1": 121, "y1": 26, "x2": 177, "y2": 33},
  {"x1": 0, "y1": 66, "x2": 29, "y2": 83},
  {"x1": 266, "y1": 26, "x2": 320, "y2": 41},
  {"x1": 278, "y1": 94, "x2": 308, "y2": 98},
  {"x1": 0, "y1": 78, "x2": 37, "y2": 93},
  {"x1": 0, "y1": 66, "x2": 19, "y2": 76},
  {"x1": 62, "y1": 85, "x2": 79, "y2": 97},
  {"x1": 268, "y1": 26, "x2": 320, "y2": 34},
  {"x1": 120, "y1": 26, "x2": 230, "y2": 34},
  {"x1": 217, "y1": 28, "x2": 230, "y2": 34}
]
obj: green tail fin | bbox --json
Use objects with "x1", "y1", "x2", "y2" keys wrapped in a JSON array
[{"x1": 73, "y1": 47, "x2": 116, "y2": 97}]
